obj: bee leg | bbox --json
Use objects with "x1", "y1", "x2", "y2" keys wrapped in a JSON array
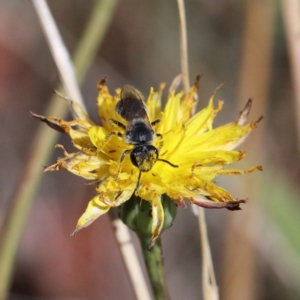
[
  {"x1": 156, "y1": 133, "x2": 164, "y2": 149},
  {"x1": 106, "y1": 131, "x2": 123, "y2": 140},
  {"x1": 109, "y1": 118, "x2": 126, "y2": 130},
  {"x1": 115, "y1": 149, "x2": 131, "y2": 180},
  {"x1": 134, "y1": 171, "x2": 142, "y2": 193},
  {"x1": 151, "y1": 119, "x2": 161, "y2": 127},
  {"x1": 97, "y1": 131, "x2": 123, "y2": 154}
]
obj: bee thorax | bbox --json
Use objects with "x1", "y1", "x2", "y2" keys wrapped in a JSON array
[{"x1": 126, "y1": 121, "x2": 155, "y2": 144}]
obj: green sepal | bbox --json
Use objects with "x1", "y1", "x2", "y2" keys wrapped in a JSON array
[{"x1": 119, "y1": 193, "x2": 177, "y2": 243}]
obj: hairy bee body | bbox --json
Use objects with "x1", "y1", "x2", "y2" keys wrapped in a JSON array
[{"x1": 110, "y1": 85, "x2": 177, "y2": 189}]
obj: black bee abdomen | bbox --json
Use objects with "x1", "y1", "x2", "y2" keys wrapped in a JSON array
[{"x1": 116, "y1": 97, "x2": 148, "y2": 121}]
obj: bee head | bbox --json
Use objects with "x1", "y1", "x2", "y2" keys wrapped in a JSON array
[{"x1": 130, "y1": 145, "x2": 158, "y2": 172}]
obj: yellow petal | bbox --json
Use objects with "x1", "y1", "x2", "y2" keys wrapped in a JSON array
[
  {"x1": 88, "y1": 126, "x2": 107, "y2": 148},
  {"x1": 162, "y1": 91, "x2": 183, "y2": 133},
  {"x1": 30, "y1": 112, "x2": 71, "y2": 134},
  {"x1": 70, "y1": 195, "x2": 110, "y2": 236},
  {"x1": 179, "y1": 122, "x2": 254, "y2": 153},
  {"x1": 70, "y1": 101, "x2": 95, "y2": 128},
  {"x1": 69, "y1": 129, "x2": 95, "y2": 150},
  {"x1": 184, "y1": 96, "x2": 216, "y2": 138},
  {"x1": 148, "y1": 195, "x2": 164, "y2": 250},
  {"x1": 146, "y1": 84, "x2": 164, "y2": 121},
  {"x1": 97, "y1": 80, "x2": 123, "y2": 131},
  {"x1": 175, "y1": 150, "x2": 245, "y2": 166},
  {"x1": 49, "y1": 149, "x2": 108, "y2": 180},
  {"x1": 216, "y1": 165, "x2": 263, "y2": 175},
  {"x1": 178, "y1": 78, "x2": 198, "y2": 122}
]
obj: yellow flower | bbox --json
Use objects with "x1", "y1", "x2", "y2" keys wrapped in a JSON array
[{"x1": 32, "y1": 78, "x2": 262, "y2": 247}]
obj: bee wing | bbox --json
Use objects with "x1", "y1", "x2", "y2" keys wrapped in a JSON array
[
  {"x1": 116, "y1": 85, "x2": 150, "y2": 123},
  {"x1": 121, "y1": 85, "x2": 145, "y2": 102}
]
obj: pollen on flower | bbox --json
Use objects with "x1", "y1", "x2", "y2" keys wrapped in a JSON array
[{"x1": 32, "y1": 77, "x2": 262, "y2": 248}]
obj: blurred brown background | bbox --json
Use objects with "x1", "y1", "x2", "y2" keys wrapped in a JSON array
[{"x1": 0, "y1": 0, "x2": 299, "y2": 299}]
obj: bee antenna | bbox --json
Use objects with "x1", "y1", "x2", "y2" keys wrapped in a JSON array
[
  {"x1": 135, "y1": 171, "x2": 142, "y2": 193},
  {"x1": 157, "y1": 158, "x2": 178, "y2": 168}
]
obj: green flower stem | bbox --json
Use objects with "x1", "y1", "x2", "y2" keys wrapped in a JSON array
[
  {"x1": 119, "y1": 194, "x2": 176, "y2": 300},
  {"x1": 140, "y1": 236, "x2": 169, "y2": 300},
  {"x1": 0, "y1": 0, "x2": 118, "y2": 298}
]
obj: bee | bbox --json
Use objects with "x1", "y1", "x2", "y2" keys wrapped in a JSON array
[{"x1": 107, "y1": 85, "x2": 178, "y2": 190}]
